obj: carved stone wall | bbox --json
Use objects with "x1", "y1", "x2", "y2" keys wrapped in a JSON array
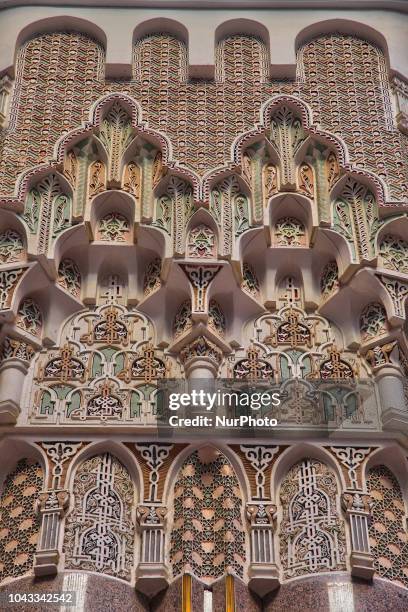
[
  {"x1": 170, "y1": 450, "x2": 246, "y2": 582},
  {"x1": 63, "y1": 453, "x2": 135, "y2": 580},
  {"x1": 279, "y1": 458, "x2": 346, "y2": 579},
  {"x1": 0, "y1": 459, "x2": 43, "y2": 582},
  {"x1": 0, "y1": 32, "x2": 406, "y2": 200},
  {"x1": 367, "y1": 465, "x2": 408, "y2": 588}
]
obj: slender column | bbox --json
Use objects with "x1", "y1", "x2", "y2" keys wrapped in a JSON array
[
  {"x1": 0, "y1": 338, "x2": 34, "y2": 423},
  {"x1": 375, "y1": 364, "x2": 408, "y2": 432},
  {"x1": 246, "y1": 503, "x2": 280, "y2": 597},
  {"x1": 342, "y1": 492, "x2": 374, "y2": 580},
  {"x1": 34, "y1": 442, "x2": 82, "y2": 576},
  {"x1": 34, "y1": 490, "x2": 69, "y2": 576},
  {"x1": 136, "y1": 505, "x2": 169, "y2": 599}
]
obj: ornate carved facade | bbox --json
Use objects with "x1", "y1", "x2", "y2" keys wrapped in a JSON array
[{"x1": 0, "y1": 4, "x2": 408, "y2": 611}]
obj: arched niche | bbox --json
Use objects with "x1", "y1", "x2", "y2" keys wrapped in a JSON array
[
  {"x1": 63, "y1": 447, "x2": 138, "y2": 582},
  {"x1": 168, "y1": 446, "x2": 247, "y2": 583}
]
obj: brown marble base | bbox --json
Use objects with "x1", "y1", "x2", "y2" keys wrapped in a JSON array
[
  {"x1": 0, "y1": 572, "x2": 149, "y2": 611},
  {"x1": 264, "y1": 573, "x2": 408, "y2": 612},
  {"x1": 2, "y1": 571, "x2": 407, "y2": 611},
  {"x1": 212, "y1": 575, "x2": 261, "y2": 612}
]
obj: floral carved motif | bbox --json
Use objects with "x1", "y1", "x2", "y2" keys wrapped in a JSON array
[
  {"x1": 16, "y1": 298, "x2": 42, "y2": 337},
  {"x1": 0, "y1": 230, "x2": 25, "y2": 263},
  {"x1": 57, "y1": 259, "x2": 81, "y2": 298}
]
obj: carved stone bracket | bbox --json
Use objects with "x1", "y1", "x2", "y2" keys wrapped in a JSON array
[{"x1": 179, "y1": 263, "x2": 221, "y2": 315}]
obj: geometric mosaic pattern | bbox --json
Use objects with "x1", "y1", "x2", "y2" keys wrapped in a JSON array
[
  {"x1": 0, "y1": 459, "x2": 43, "y2": 582},
  {"x1": 367, "y1": 465, "x2": 408, "y2": 588}
]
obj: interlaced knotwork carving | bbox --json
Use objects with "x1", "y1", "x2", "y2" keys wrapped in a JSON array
[
  {"x1": 208, "y1": 299, "x2": 226, "y2": 337},
  {"x1": 143, "y1": 258, "x2": 161, "y2": 296},
  {"x1": 320, "y1": 261, "x2": 339, "y2": 299},
  {"x1": 233, "y1": 346, "x2": 274, "y2": 381},
  {"x1": 242, "y1": 263, "x2": 260, "y2": 297},
  {"x1": 318, "y1": 345, "x2": 355, "y2": 380},
  {"x1": 0, "y1": 459, "x2": 43, "y2": 582},
  {"x1": 40, "y1": 343, "x2": 86, "y2": 382},
  {"x1": 367, "y1": 465, "x2": 408, "y2": 588},
  {"x1": 97, "y1": 212, "x2": 130, "y2": 242},
  {"x1": 0, "y1": 268, "x2": 24, "y2": 309},
  {"x1": 173, "y1": 300, "x2": 192, "y2": 338},
  {"x1": 360, "y1": 303, "x2": 387, "y2": 341},
  {"x1": 275, "y1": 217, "x2": 306, "y2": 246},
  {"x1": 127, "y1": 343, "x2": 167, "y2": 383},
  {"x1": 16, "y1": 298, "x2": 42, "y2": 336},
  {"x1": 379, "y1": 235, "x2": 408, "y2": 274},
  {"x1": 170, "y1": 450, "x2": 245, "y2": 581},
  {"x1": 57, "y1": 258, "x2": 81, "y2": 298},
  {"x1": 86, "y1": 379, "x2": 124, "y2": 419},
  {"x1": 0, "y1": 229, "x2": 24, "y2": 263},
  {"x1": 81, "y1": 305, "x2": 129, "y2": 346},
  {"x1": 26, "y1": 302, "x2": 171, "y2": 426},
  {"x1": 263, "y1": 308, "x2": 313, "y2": 348},
  {"x1": 64, "y1": 453, "x2": 135, "y2": 580},
  {"x1": 187, "y1": 224, "x2": 216, "y2": 259},
  {"x1": 279, "y1": 458, "x2": 346, "y2": 578}
]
